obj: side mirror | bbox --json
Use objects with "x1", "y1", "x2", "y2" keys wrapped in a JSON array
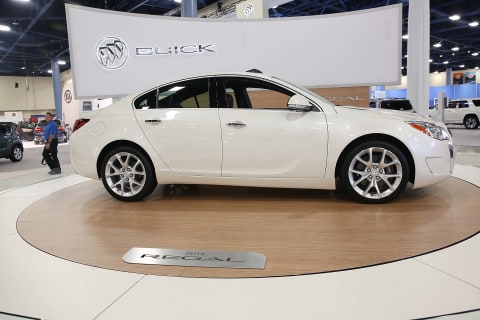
[{"x1": 287, "y1": 95, "x2": 313, "y2": 112}]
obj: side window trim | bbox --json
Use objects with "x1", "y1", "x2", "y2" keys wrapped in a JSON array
[{"x1": 217, "y1": 76, "x2": 321, "y2": 111}]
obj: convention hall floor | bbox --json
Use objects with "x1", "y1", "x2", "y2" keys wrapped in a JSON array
[{"x1": 0, "y1": 127, "x2": 479, "y2": 320}]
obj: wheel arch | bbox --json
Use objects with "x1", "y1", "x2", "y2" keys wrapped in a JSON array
[
  {"x1": 334, "y1": 134, "x2": 415, "y2": 184},
  {"x1": 96, "y1": 140, "x2": 157, "y2": 182},
  {"x1": 12, "y1": 142, "x2": 24, "y2": 152}
]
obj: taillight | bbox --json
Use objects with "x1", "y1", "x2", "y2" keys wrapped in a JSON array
[
  {"x1": 34, "y1": 127, "x2": 42, "y2": 133},
  {"x1": 73, "y1": 118, "x2": 90, "y2": 133},
  {"x1": 58, "y1": 126, "x2": 64, "y2": 131}
]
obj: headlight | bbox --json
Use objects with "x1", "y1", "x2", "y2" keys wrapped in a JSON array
[{"x1": 406, "y1": 121, "x2": 450, "y2": 141}]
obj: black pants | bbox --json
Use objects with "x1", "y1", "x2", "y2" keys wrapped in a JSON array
[{"x1": 42, "y1": 138, "x2": 60, "y2": 169}]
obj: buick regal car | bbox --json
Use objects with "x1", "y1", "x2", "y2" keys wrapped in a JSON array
[{"x1": 70, "y1": 71, "x2": 455, "y2": 204}]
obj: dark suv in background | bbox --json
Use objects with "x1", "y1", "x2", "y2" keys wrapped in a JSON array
[
  {"x1": 377, "y1": 99, "x2": 414, "y2": 112},
  {"x1": 33, "y1": 119, "x2": 69, "y2": 144},
  {"x1": 0, "y1": 122, "x2": 24, "y2": 162}
]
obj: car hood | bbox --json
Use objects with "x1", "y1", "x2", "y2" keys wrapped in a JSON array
[{"x1": 335, "y1": 105, "x2": 432, "y2": 122}]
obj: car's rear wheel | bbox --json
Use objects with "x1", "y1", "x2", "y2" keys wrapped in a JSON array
[
  {"x1": 340, "y1": 141, "x2": 409, "y2": 204},
  {"x1": 101, "y1": 146, "x2": 157, "y2": 202},
  {"x1": 464, "y1": 115, "x2": 479, "y2": 129},
  {"x1": 10, "y1": 145, "x2": 23, "y2": 162}
]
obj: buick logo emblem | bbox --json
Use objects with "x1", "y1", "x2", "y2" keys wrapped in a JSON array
[
  {"x1": 95, "y1": 37, "x2": 128, "y2": 70},
  {"x1": 244, "y1": 3, "x2": 254, "y2": 18}
]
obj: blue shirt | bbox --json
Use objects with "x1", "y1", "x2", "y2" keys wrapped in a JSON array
[{"x1": 44, "y1": 120, "x2": 58, "y2": 140}]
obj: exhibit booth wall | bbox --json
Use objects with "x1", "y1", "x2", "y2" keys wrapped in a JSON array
[
  {"x1": 66, "y1": 4, "x2": 402, "y2": 99},
  {"x1": 383, "y1": 69, "x2": 480, "y2": 105},
  {"x1": 0, "y1": 71, "x2": 104, "y2": 126},
  {"x1": 0, "y1": 76, "x2": 54, "y2": 120}
]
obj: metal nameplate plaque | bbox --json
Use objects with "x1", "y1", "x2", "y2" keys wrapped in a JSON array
[{"x1": 123, "y1": 247, "x2": 266, "y2": 269}]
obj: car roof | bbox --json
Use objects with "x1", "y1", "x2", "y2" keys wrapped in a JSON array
[{"x1": 130, "y1": 70, "x2": 290, "y2": 99}]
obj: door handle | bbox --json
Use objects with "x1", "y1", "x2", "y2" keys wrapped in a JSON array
[
  {"x1": 227, "y1": 121, "x2": 246, "y2": 127},
  {"x1": 145, "y1": 119, "x2": 162, "y2": 124}
]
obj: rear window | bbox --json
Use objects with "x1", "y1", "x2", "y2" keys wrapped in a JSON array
[
  {"x1": 472, "y1": 99, "x2": 480, "y2": 107},
  {"x1": 447, "y1": 100, "x2": 468, "y2": 108},
  {"x1": 380, "y1": 100, "x2": 413, "y2": 111},
  {"x1": 37, "y1": 120, "x2": 61, "y2": 126},
  {"x1": 0, "y1": 125, "x2": 9, "y2": 135}
]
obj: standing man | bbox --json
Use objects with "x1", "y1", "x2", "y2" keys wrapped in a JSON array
[{"x1": 42, "y1": 112, "x2": 61, "y2": 174}]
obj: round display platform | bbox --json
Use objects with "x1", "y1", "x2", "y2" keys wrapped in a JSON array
[{"x1": 17, "y1": 177, "x2": 480, "y2": 278}]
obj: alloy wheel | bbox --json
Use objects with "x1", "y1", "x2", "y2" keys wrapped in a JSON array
[
  {"x1": 11, "y1": 146, "x2": 23, "y2": 162},
  {"x1": 347, "y1": 146, "x2": 403, "y2": 200},
  {"x1": 464, "y1": 116, "x2": 478, "y2": 129},
  {"x1": 104, "y1": 151, "x2": 147, "y2": 197}
]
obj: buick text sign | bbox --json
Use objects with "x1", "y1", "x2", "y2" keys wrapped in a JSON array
[
  {"x1": 123, "y1": 247, "x2": 266, "y2": 269},
  {"x1": 135, "y1": 44, "x2": 216, "y2": 56}
]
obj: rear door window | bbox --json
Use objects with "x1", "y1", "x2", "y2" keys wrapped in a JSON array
[{"x1": 134, "y1": 78, "x2": 215, "y2": 109}]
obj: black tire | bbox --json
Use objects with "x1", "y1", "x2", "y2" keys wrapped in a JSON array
[
  {"x1": 100, "y1": 146, "x2": 157, "y2": 202},
  {"x1": 463, "y1": 115, "x2": 479, "y2": 129},
  {"x1": 10, "y1": 145, "x2": 23, "y2": 162},
  {"x1": 340, "y1": 141, "x2": 410, "y2": 204}
]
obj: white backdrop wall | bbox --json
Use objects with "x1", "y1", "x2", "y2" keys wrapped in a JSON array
[{"x1": 66, "y1": 3, "x2": 402, "y2": 99}]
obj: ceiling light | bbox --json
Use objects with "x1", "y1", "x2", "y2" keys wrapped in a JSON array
[
  {"x1": 472, "y1": 52, "x2": 479, "y2": 56},
  {"x1": 174, "y1": 0, "x2": 181, "y2": 3},
  {"x1": 0, "y1": 25, "x2": 11, "y2": 32},
  {"x1": 402, "y1": 34, "x2": 408, "y2": 39},
  {"x1": 452, "y1": 47, "x2": 459, "y2": 51},
  {"x1": 475, "y1": 67, "x2": 479, "y2": 70},
  {"x1": 434, "y1": 71, "x2": 439, "y2": 74},
  {"x1": 443, "y1": 61, "x2": 449, "y2": 64},
  {"x1": 57, "y1": 60, "x2": 66, "y2": 65},
  {"x1": 449, "y1": 14, "x2": 461, "y2": 21},
  {"x1": 47, "y1": 69, "x2": 52, "y2": 74},
  {"x1": 433, "y1": 42, "x2": 442, "y2": 48},
  {"x1": 429, "y1": 59, "x2": 433, "y2": 63},
  {"x1": 21, "y1": 66, "x2": 25, "y2": 70},
  {"x1": 459, "y1": 65, "x2": 465, "y2": 68},
  {"x1": 469, "y1": 21, "x2": 479, "y2": 27},
  {"x1": 14, "y1": 0, "x2": 30, "y2": 2}
]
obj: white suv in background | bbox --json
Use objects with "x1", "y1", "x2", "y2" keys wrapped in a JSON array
[{"x1": 442, "y1": 99, "x2": 480, "y2": 129}]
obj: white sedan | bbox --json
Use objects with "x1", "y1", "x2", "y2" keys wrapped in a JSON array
[{"x1": 70, "y1": 71, "x2": 455, "y2": 204}]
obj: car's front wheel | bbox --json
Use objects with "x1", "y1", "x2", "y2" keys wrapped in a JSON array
[
  {"x1": 464, "y1": 115, "x2": 479, "y2": 129},
  {"x1": 340, "y1": 141, "x2": 409, "y2": 204},
  {"x1": 101, "y1": 146, "x2": 157, "y2": 201},
  {"x1": 10, "y1": 145, "x2": 23, "y2": 162}
]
